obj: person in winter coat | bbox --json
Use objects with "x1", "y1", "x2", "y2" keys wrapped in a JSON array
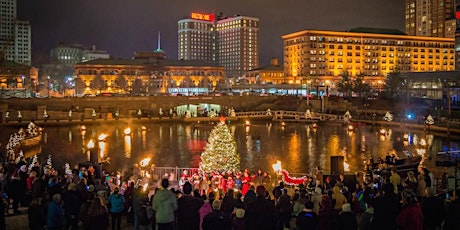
[
  {"x1": 202, "y1": 199, "x2": 231, "y2": 230},
  {"x1": 245, "y1": 185, "x2": 277, "y2": 230},
  {"x1": 332, "y1": 185, "x2": 347, "y2": 211},
  {"x1": 222, "y1": 189, "x2": 238, "y2": 214},
  {"x1": 47, "y1": 193, "x2": 65, "y2": 230},
  {"x1": 8, "y1": 173, "x2": 24, "y2": 215},
  {"x1": 177, "y1": 182, "x2": 204, "y2": 230},
  {"x1": 364, "y1": 183, "x2": 400, "y2": 230},
  {"x1": 231, "y1": 208, "x2": 245, "y2": 230},
  {"x1": 199, "y1": 194, "x2": 212, "y2": 230},
  {"x1": 359, "y1": 203, "x2": 374, "y2": 230},
  {"x1": 444, "y1": 186, "x2": 460, "y2": 230},
  {"x1": 87, "y1": 196, "x2": 110, "y2": 230},
  {"x1": 152, "y1": 179, "x2": 178, "y2": 230},
  {"x1": 396, "y1": 189, "x2": 423, "y2": 230},
  {"x1": 338, "y1": 203, "x2": 357, "y2": 230},
  {"x1": 277, "y1": 188, "x2": 292, "y2": 229},
  {"x1": 64, "y1": 183, "x2": 81, "y2": 230},
  {"x1": 296, "y1": 200, "x2": 318, "y2": 230},
  {"x1": 108, "y1": 187, "x2": 125, "y2": 230},
  {"x1": 28, "y1": 198, "x2": 45, "y2": 230},
  {"x1": 421, "y1": 187, "x2": 444, "y2": 230},
  {"x1": 318, "y1": 195, "x2": 339, "y2": 230}
]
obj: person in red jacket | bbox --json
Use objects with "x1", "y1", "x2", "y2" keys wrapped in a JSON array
[{"x1": 397, "y1": 189, "x2": 423, "y2": 230}]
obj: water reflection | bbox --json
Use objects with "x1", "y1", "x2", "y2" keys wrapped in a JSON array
[
  {"x1": 1, "y1": 122, "x2": 458, "y2": 175},
  {"x1": 124, "y1": 135, "x2": 132, "y2": 159}
]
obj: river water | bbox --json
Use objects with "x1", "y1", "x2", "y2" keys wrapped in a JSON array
[{"x1": 1, "y1": 121, "x2": 459, "y2": 175}]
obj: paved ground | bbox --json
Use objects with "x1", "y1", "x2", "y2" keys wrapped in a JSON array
[{"x1": 5, "y1": 207, "x2": 137, "y2": 230}]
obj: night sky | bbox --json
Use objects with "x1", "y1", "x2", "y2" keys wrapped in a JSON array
[{"x1": 18, "y1": 0, "x2": 404, "y2": 65}]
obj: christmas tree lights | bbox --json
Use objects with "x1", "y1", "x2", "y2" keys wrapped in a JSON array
[{"x1": 199, "y1": 120, "x2": 240, "y2": 173}]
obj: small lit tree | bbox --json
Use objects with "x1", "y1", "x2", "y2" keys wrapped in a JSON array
[{"x1": 200, "y1": 120, "x2": 240, "y2": 173}]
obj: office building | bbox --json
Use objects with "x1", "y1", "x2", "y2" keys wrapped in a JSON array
[
  {"x1": 405, "y1": 0, "x2": 455, "y2": 37},
  {"x1": 178, "y1": 12, "x2": 259, "y2": 78},
  {"x1": 178, "y1": 13, "x2": 216, "y2": 63},
  {"x1": 282, "y1": 27, "x2": 455, "y2": 92},
  {"x1": 0, "y1": 0, "x2": 31, "y2": 66}
]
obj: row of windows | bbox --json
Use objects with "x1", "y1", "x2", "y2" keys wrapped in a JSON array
[{"x1": 286, "y1": 36, "x2": 454, "y2": 48}]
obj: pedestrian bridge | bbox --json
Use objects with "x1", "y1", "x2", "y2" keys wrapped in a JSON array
[{"x1": 234, "y1": 110, "x2": 347, "y2": 122}]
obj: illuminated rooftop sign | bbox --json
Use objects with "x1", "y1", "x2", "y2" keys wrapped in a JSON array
[{"x1": 191, "y1": 12, "x2": 214, "y2": 21}]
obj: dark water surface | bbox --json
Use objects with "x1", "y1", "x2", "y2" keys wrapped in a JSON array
[{"x1": 1, "y1": 121, "x2": 459, "y2": 174}]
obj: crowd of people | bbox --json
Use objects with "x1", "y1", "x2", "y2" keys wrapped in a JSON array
[{"x1": 0, "y1": 156, "x2": 459, "y2": 230}]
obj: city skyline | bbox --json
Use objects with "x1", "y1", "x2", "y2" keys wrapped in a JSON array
[{"x1": 18, "y1": 0, "x2": 404, "y2": 65}]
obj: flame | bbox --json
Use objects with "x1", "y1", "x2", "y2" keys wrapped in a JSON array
[
  {"x1": 344, "y1": 161, "x2": 350, "y2": 172},
  {"x1": 87, "y1": 139, "x2": 95, "y2": 149},
  {"x1": 245, "y1": 120, "x2": 251, "y2": 126},
  {"x1": 272, "y1": 160, "x2": 282, "y2": 173},
  {"x1": 98, "y1": 133, "x2": 107, "y2": 141},
  {"x1": 124, "y1": 128, "x2": 131, "y2": 135},
  {"x1": 348, "y1": 125, "x2": 354, "y2": 131},
  {"x1": 139, "y1": 157, "x2": 151, "y2": 167}
]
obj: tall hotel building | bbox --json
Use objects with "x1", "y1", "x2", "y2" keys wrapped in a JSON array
[
  {"x1": 178, "y1": 12, "x2": 259, "y2": 78},
  {"x1": 282, "y1": 28, "x2": 455, "y2": 90},
  {"x1": 405, "y1": 0, "x2": 456, "y2": 38},
  {"x1": 0, "y1": 0, "x2": 31, "y2": 65}
]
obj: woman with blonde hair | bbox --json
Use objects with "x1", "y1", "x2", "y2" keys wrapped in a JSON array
[{"x1": 87, "y1": 196, "x2": 110, "y2": 230}]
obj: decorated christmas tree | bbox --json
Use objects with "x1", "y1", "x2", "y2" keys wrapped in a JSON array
[{"x1": 200, "y1": 120, "x2": 240, "y2": 173}]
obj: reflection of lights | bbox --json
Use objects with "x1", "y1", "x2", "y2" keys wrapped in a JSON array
[
  {"x1": 380, "y1": 129, "x2": 386, "y2": 135},
  {"x1": 403, "y1": 133, "x2": 409, "y2": 140},
  {"x1": 124, "y1": 128, "x2": 131, "y2": 135},
  {"x1": 272, "y1": 160, "x2": 282, "y2": 173},
  {"x1": 426, "y1": 134, "x2": 434, "y2": 147},
  {"x1": 312, "y1": 123, "x2": 318, "y2": 129},
  {"x1": 80, "y1": 125, "x2": 86, "y2": 130},
  {"x1": 143, "y1": 183, "x2": 148, "y2": 192},
  {"x1": 245, "y1": 126, "x2": 250, "y2": 133},
  {"x1": 348, "y1": 125, "x2": 354, "y2": 131},
  {"x1": 98, "y1": 141, "x2": 106, "y2": 159},
  {"x1": 416, "y1": 148, "x2": 426, "y2": 156},
  {"x1": 98, "y1": 133, "x2": 107, "y2": 141},
  {"x1": 140, "y1": 157, "x2": 151, "y2": 167},
  {"x1": 245, "y1": 120, "x2": 251, "y2": 126},
  {"x1": 87, "y1": 139, "x2": 95, "y2": 149},
  {"x1": 124, "y1": 135, "x2": 132, "y2": 158},
  {"x1": 281, "y1": 122, "x2": 286, "y2": 126},
  {"x1": 420, "y1": 138, "x2": 427, "y2": 147},
  {"x1": 141, "y1": 126, "x2": 147, "y2": 130},
  {"x1": 403, "y1": 141, "x2": 409, "y2": 147},
  {"x1": 344, "y1": 161, "x2": 350, "y2": 172}
]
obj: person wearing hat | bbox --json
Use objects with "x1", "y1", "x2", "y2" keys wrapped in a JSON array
[
  {"x1": 231, "y1": 208, "x2": 245, "y2": 230},
  {"x1": 245, "y1": 185, "x2": 277, "y2": 229},
  {"x1": 318, "y1": 195, "x2": 339, "y2": 230},
  {"x1": 202, "y1": 199, "x2": 231, "y2": 230},
  {"x1": 338, "y1": 203, "x2": 357, "y2": 230},
  {"x1": 108, "y1": 187, "x2": 125, "y2": 230}
]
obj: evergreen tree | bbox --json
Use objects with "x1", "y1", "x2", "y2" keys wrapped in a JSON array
[{"x1": 200, "y1": 121, "x2": 240, "y2": 173}]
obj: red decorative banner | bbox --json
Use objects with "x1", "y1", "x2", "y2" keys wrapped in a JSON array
[{"x1": 281, "y1": 170, "x2": 306, "y2": 186}]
